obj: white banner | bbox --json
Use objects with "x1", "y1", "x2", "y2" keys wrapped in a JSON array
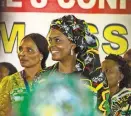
[{"x1": 0, "y1": 0, "x2": 131, "y2": 71}]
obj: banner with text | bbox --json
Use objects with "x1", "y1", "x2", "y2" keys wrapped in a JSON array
[{"x1": 0, "y1": 0, "x2": 131, "y2": 70}]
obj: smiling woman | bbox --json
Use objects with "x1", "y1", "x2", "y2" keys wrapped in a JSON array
[
  {"x1": 39, "y1": 15, "x2": 111, "y2": 115},
  {"x1": 0, "y1": 33, "x2": 49, "y2": 116},
  {"x1": 48, "y1": 28, "x2": 76, "y2": 66}
]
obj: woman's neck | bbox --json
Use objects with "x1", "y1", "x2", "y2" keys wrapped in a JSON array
[
  {"x1": 59, "y1": 55, "x2": 76, "y2": 74},
  {"x1": 110, "y1": 85, "x2": 120, "y2": 97},
  {"x1": 24, "y1": 64, "x2": 42, "y2": 81}
]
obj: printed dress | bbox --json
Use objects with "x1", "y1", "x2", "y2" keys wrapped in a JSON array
[
  {"x1": 0, "y1": 70, "x2": 42, "y2": 116},
  {"x1": 40, "y1": 63, "x2": 111, "y2": 116},
  {"x1": 111, "y1": 87, "x2": 131, "y2": 116}
]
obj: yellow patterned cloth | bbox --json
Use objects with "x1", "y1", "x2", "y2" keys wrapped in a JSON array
[
  {"x1": 0, "y1": 69, "x2": 110, "y2": 116},
  {"x1": 0, "y1": 71, "x2": 33, "y2": 116}
]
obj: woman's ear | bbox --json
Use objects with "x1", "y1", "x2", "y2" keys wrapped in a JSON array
[
  {"x1": 71, "y1": 43, "x2": 76, "y2": 50},
  {"x1": 70, "y1": 43, "x2": 76, "y2": 55}
]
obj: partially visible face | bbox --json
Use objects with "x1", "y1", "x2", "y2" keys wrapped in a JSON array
[
  {"x1": 127, "y1": 61, "x2": 131, "y2": 68},
  {"x1": 102, "y1": 60, "x2": 122, "y2": 88},
  {"x1": 47, "y1": 28, "x2": 76, "y2": 61},
  {"x1": 0, "y1": 66, "x2": 9, "y2": 81},
  {"x1": 18, "y1": 37, "x2": 42, "y2": 68},
  {"x1": 124, "y1": 53, "x2": 131, "y2": 67}
]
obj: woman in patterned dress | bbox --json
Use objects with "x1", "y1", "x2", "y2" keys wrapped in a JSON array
[
  {"x1": 40, "y1": 15, "x2": 111, "y2": 115},
  {"x1": 0, "y1": 33, "x2": 49, "y2": 116},
  {"x1": 102, "y1": 54, "x2": 131, "y2": 116}
]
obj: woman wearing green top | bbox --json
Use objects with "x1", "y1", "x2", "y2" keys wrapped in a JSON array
[
  {"x1": 0, "y1": 33, "x2": 49, "y2": 116},
  {"x1": 40, "y1": 15, "x2": 111, "y2": 115},
  {"x1": 102, "y1": 54, "x2": 131, "y2": 116}
]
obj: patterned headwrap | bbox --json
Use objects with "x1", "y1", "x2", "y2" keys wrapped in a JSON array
[
  {"x1": 50, "y1": 15, "x2": 97, "y2": 51},
  {"x1": 50, "y1": 15, "x2": 101, "y2": 81}
]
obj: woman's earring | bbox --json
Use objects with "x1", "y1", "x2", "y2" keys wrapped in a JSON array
[
  {"x1": 71, "y1": 49, "x2": 73, "y2": 55},
  {"x1": 117, "y1": 79, "x2": 121, "y2": 87},
  {"x1": 40, "y1": 57, "x2": 43, "y2": 61},
  {"x1": 117, "y1": 81, "x2": 120, "y2": 87},
  {"x1": 118, "y1": 74, "x2": 124, "y2": 87}
]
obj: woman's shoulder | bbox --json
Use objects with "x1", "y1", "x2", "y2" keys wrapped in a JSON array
[
  {"x1": 44, "y1": 63, "x2": 58, "y2": 71},
  {"x1": 0, "y1": 71, "x2": 22, "y2": 89},
  {"x1": 119, "y1": 87, "x2": 131, "y2": 95},
  {"x1": 41, "y1": 63, "x2": 58, "y2": 74},
  {"x1": 112, "y1": 87, "x2": 131, "y2": 99},
  {"x1": 119, "y1": 87, "x2": 131, "y2": 94},
  {"x1": 123, "y1": 87, "x2": 131, "y2": 91}
]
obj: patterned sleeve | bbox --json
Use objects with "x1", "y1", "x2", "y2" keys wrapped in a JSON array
[
  {"x1": 77, "y1": 37, "x2": 111, "y2": 116},
  {"x1": 0, "y1": 76, "x2": 12, "y2": 116},
  {"x1": 82, "y1": 49, "x2": 111, "y2": 116}
]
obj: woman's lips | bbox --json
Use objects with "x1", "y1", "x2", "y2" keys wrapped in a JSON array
[
  {"x1": 51, "y1": 51, "x2": 59, "y2": 54},
  {"x1": 20, "y1": 59, "x2": 28, "y2": 62}
]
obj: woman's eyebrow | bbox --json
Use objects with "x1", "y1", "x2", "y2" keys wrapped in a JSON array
[
  {"x1": 19, "y1": 46, "x2": 22, "y2": 49},
  {"x1": 49, "y1": 36, "x2": 61, "y2": 39}
]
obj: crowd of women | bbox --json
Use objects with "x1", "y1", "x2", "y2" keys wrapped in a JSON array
[{"x1": 0, "y1": 15, "x2": 131, "y2": 116}]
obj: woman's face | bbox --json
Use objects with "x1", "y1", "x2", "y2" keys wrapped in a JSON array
[
  {"x1": 47, "y1": 28, "x2": 76, "y2": 61},
  {"x1": 127, "y1": 60, "x2": 131, "y2": 68},
  {"x1": 124, "y1": 53, "x2": 131, "y2": 67},
  {"x1": 18, "y1": 37, "x2": 42, "y2": 68},
  {"x1": 102, "y1": 60, "x2": 122, "y2": 88},
  {"x1": 0, "y1": 66, "x2": 9, "y2": 81}
]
